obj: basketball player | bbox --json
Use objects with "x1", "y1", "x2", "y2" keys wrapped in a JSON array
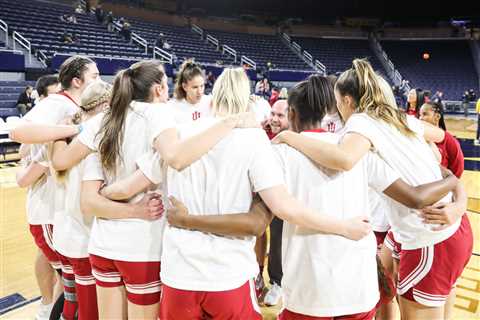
[{"x1": 272, "y1": 59, "x2": 472, "y2": 320}]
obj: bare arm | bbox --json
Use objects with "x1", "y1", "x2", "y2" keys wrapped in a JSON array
[
  {"x1": 101, "y1": 170, "x2": 153, "y2": 200},
  {"x1": 80, "y1": 180, "x2": 163, "y2": 220},
  {"x1": 51, "y1": 138, "x2": 92, "y2": 171},
  {"x1": 258, "y1": 185, "x2": 371, "y2": 241},
  {"x1": 272, "y1": 131, "x2": 371, "y2": 171},
  {"x1": 9, "y1": 123, "x2": 79, "y2": 144},
  {"x1": 166, "y1": 195, "x2": 273, "y2": 237},
  {"x1": 420, "y1": 181, "x2": 467, "y2": 229},
  {"x1": 154, "y1": 113, "x2": 257, "y2": 171},
  {"x1": 16, "y1": 162, "x2": 48, "y2": 188},
  {"x1": 18, "y1": 144, "x2": 31, "y2": 159},
  {"x1": 383, "y1": 172, "x2": 458, "y2": 209},
  {"x1": 422, "y1": 121, "x2": 445, "y2": 143}
]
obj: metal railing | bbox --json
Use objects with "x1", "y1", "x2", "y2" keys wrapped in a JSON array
[
  {"x1": 303, "y1": 50, "x2": 313, "y2": 63},
  {"x1": 240, "y1": 55, "x2": 256, "y2": 70},
  {"x1": 206, "y1": 34, "x2": 219, "y2": 49},
  {"x1": 314, "y1": 59, "x2": 327, "y2": 75},
  {"x1": 0, "y1": 19, "x2": 8, "y2": 47},
  {"x1": 291, "y1": 41, "x2": 302, "y2": 52},
  {"x1": 153, "y1": 46, "x2": 172, "y2": 64},
  {"x1": 282, "y1": 33, "x2": 291, "y2": 43},
  {"x1": 37, "y1": 50, "x2": 48, "y2": 66},
  {"x1": 13, "y1": 31, "x2": 31, "y2": 63},
  {"x1": 113, "y1": 21, "x2": 148, "y2": 54},
  {"x1": 191, "y1": 24, "x2": 203, "y2": 37},
  {"x1": 222, "y1": 44, "x2": 237, "y2": 63}
]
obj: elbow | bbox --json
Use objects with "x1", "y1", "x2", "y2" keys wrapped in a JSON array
[
  {"x1": 337, "y1": 157, "x2": 356, "y2": 171},
  {"x1": 80, "y1": 194, "x2": 94, "y2": 215},
  {"x1": 251, "y1": 222, "x2": 268, "y2": 237},
  {"x1": 16, "y1": 178, "x2": 29, "y2": 188},
  {"x1": 163, "y1": 153, "x2": 187, "y2": 171},
  {"x1": 51, "y1": 155, "x2": 68, "y2": 171}
]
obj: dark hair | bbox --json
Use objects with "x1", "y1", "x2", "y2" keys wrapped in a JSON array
[
  {"x1": 287, "y1": 74, "x2": 335, "y2": 130},
  {"x1": 58, "y1": 55, "x2": 95, "y2": 90},
  {"x1": 98, "y1": 60, "x2": 165, "y2": 175},
  {"x1": 336, "y1": 59, "x2": 415, "y2": 137},
  {"x1": 424, "y1": 102, "x2": 446, "y2": 131},
  {"x1": 174, "y1": 59, "x2": 204, "y2": 100},
  {"x1": 406, "y1": 88, "x2": 426, "y2": 114},
  {"x1": 35, "y1": 75, "x2": 59, "y2": 97}
]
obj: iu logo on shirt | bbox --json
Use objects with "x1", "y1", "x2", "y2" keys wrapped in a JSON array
[
  {"x1": 327, "y1": 122, "x2": 336, "y2": 133},
  {"x1": 192, "y1": 111, "x2": 201, "y2": 121}
]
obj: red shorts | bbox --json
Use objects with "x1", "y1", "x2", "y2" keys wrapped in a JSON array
[
  {"x1": 277, "y1": 307, "x2": 376, "y2": 320},
  {"x1": 383, "y1": 231, "x2": 401, "y2": 260},
  {"x1": 394, "y1": 215, "x2": 473, "y2": 307},
  {"x1": 29, "y1": 224, "x2": 61, "y2": 269},
  {"x1": 89, "y1": 254, "x2": 161, "y2": 306},
  {"x1": 373, "y1": 231, "x2": 388, "y2": 249},
  {"x1": 160, "y1": 280, "x2": 262, "y2": 320}
]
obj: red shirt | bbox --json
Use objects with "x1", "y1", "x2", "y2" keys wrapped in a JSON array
[
  {"x1": 436, "y1": 131, "x2": 464, "y2": 178},
  {"x1": 406, "y1": 109, "x2": 417, "y2": 117}
]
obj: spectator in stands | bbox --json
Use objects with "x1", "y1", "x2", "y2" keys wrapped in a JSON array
[
  {"x1": 105, "y1": 12, "x2": 114, "y2": 31},
  {"x1": 75, "y1": 4, "x2": 84, "y2": 14},
  {"x1": 71, "y1": 33, "x2": 80, "y2": 43},
  {"x1": 475, "y1": 98, "x2": 480, "y2": 146},
  {"x1": 255, "y1": 78, "x2": 270, "y2": 99},
  {"x1": 163, "y1": 40, "x2": 171, "y2": 50},
  {"x1": 35, "y1": 75, "x2": 60, "y2": 103},
  {"x1": 16, "y1": 86, "x2": 34, "y2": 116},
  {"x1": 405, "y1": 88, "x2": 427, "y2": 117},
  {"x1": 60, "y1": 14, "x2": 77, "y2": 24},
  {"x1": 155, "y1": 33, "x2": 166, "y2": 48},
  {"x1": 120, "y1": 22, "x2": 132, "y2": 42},
  {"x1": 95, "y1": 4, "x2": 104, "y2": 23},
  {"x1": 85, "y1": 0, "x2": 91, "y2": 13},
  {"x1": 61, "y1": 31, "x2": 73, "y2": 44},
  {"x1": 432, "y1": 90, "x2": 444, "y2": 105},
  {"x1": 205, "y1": 71, "x2": 215, "y2": 93}
]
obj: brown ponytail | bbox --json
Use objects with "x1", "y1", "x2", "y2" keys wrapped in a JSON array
[
  {"x1": 97, "y1": 60, "x2": 165, "y2": 175},
  {"x1": 336, "y1": 59, "x2": 415, "y2": 137},
  {"x1": 174, "y1": 59, "x2": 204, "y2": 100}
]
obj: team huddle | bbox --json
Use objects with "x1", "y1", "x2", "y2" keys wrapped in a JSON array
[{"x1": 9, "y1": 56, "x2": 473, "y2": 320}]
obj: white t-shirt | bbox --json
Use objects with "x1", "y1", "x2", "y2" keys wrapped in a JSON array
[
  {"x1": 23, "y1": 93, "x2": 79, "y2": 225},
  {"x1": 344, "y1": 113, "x2": 459, "y2": 249},
  {"x1": 161, "y1": 117, "x2": 284, "y2": 291},
  {"x1": 320, "y1": 112, "x2": 344, "y2": 134},
  {"x1": 275, "y1": 131, "x2": 399, "y2": 317},
  {"x1": 322, "y1": 113, "x2": 391, "y2": 232},
  {"x1": 78, "y1": 101, "x2": 174, "y2": 261},
  {"x1": 53, "y1": 153, "x2": 104, "y2": 258},
  {"x1": 167, "y1": 95, "x2": 212, "y2": 124},
  {"x1": 251, "y1": 96, "x2": 271, "y2": 123},
  {"x1": 25, "y1": 145, "x2": 53, "y2": 224}
]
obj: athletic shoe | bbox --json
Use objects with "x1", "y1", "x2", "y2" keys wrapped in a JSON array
[
  {"x1": 474, "y1": 139, "x2": 480, "y2": 146},
  {"x1": 35, "y1": 301, "x2": 53, "y2": 320},
  {"x1": 264, "y1": 283, "x2": 282, "y2": 306}
]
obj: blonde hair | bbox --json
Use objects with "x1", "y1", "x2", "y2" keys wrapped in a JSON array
[
  {"x1": 71, "y1": 80, "x2": 112, "y2": 125},
  {"x1": 336, "y1": 59, "x2": 414, "y2": 137},
  {"x1": 376, "y1": 75, "x2": 397, "y2": 109},
  {"x1": 211, "y1": 68, "x2": 251, "y2": 116},
  {"x1": 55, "y1": 80, "x2": 112, "y2": 182},
  {"x1": 278, "y1": 87, "x2": 288, "y2": 99}
]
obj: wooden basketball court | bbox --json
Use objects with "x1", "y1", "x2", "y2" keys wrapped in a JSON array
[{"x1": 0, "y1": 117, "x2": 479, "y2": 319}]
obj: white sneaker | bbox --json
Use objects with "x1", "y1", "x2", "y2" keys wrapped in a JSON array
[
  {"x1": 474, "y1": 139, "x2": 480, "y2": 146},
  {"x1": 35, "y1": 301, "x2": 53, "y2": 320},
  {"x1": 264, "y1": 283, "x2": 282, "y2": 306}
]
